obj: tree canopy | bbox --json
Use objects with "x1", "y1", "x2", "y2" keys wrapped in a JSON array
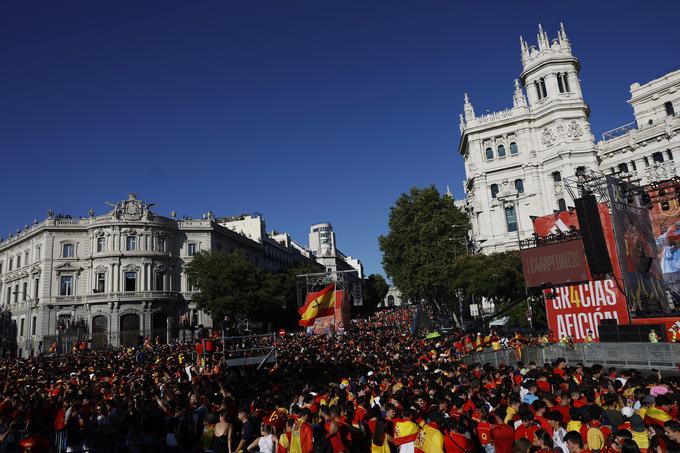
[
  {"x1": 361, "y1": 274, "x2": 390, "y2": 314},
  {"x1": 379, "y1": 186, "x2": 469, "y2": 308},
  {"x1": 185, "y1": 250, "x2": 317, "y2": 328}
]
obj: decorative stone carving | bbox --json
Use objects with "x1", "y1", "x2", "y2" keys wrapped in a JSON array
[
  {"x1": 541, "y1": 128, "x2": 556, "y2": 145},
  {"x1": 566, "y1": 120, "x2": 583, "y2": 138},
  {"x1": 106, "y1": 193, "x2": 155, "y2": 221}
]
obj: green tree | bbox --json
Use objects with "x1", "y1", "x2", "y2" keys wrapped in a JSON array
[
  {"x1": 450, "y1": 251, "x2": 526, "y2": 303},
  {"x1": 361, "y1": 274, "x2": 390, "y2": 315},
  {"x1": 379, "y1": 186, "x2": 469, "y2": 308},
  {"x1": 186, "y1": 250, "x2": 278, "y2": 321}
]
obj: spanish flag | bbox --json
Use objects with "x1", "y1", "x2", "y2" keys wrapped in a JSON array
[
  {"x1": 644, "y1": 405, "x2": 672, "y2": 427},
  {"x1": 298, "y1": 284, "x2": 336, "y2": 326},
  {"x1": 393, "y1": 418, "x2": 420, "y2": 445}
]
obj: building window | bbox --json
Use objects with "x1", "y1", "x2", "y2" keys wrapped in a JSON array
[
  {"x1": 186, "y1": 275, "x2": 195, "y2": 292},
  {"x1": 155, "y1": 237, "x2": 166, "y2": 252},
  {"x1": 644, "y1": 156, "x2": 650, "y2": 167},
  {"x1": 510, "y1": 142, "x2": 518, "y2": 155},
  {"x1": 666, "y1": 101, "x2": 675, "y2": 117},
  {"x1": 563, "y1": 73, "x2": 570, "y2": 92},
  {"x1": 31, "y1": 316, "x2": 37, "y2": 336},
  {"x1": 62, "y1": 243, "x2": 74, "y2": 258},
  {"x1": 60, "y1": 276, "x2": 73, "y2": 296},
  {"x1": 125, "y1": 236, "x2": 137, "y2": 251},
  {"x1": 667, "y1": 149, "x2": 674, "y2": 161},
  {"x1": 552, "y1": 171, "x2": 562, "y2": 182},
  {"x1": 124, "y1": 272, "x2": 137, "y2": 292},
  {"x1": 505, "y1": 206, "x2": 518, "y2": 232},
  {"x1": 24, "y1": 251, "x2": 29, "y2": 266},
  {"x1": 35, "y1": 247, "x2": 41, "y2": 261},
  {"x1": 575, "y1": 166, "x2": 586, "y2": 176},
  {"x1": 22, "y1": 282, "x2": 27, "y2": 301},
  {"x1": 95, "y1": 273, "x2": 106, "y2": 293},
  {"x1": 187, "y1": 243, "x2": 197, "y2": 256},
  {"x1": 8, "y1": 258, "x2": 12, "y2": 272},
  {"x1": 20, "y1": 319, "x2": 24, "y2": 337},
  {"x1": 490, "y1": 184, "x2": 499, "y2": 199},
  {"x1": 16, "y1": 255, "x2": 21, "y2": 268},
  {"x1": 631, "y1": 161, "x2": 637, "y2": 171},
  {"x1": 97, "y1": 237, "x2": 106, "y2": 253},
  {"x1": 618, "y1": 163, "x2": 629, "y2": 173},
  {"x1": 155, "y1": 272, "x2": 164, "y2": 291},
  {"x1": 557, "y1": 73, "x2": 565, "y2": 93},
  {"x1": 652, "y1": 152, "x2": 664, "y2": 164},
  {"x1": 514, "y1": 179, "x2": 524, "y2": 194},
  {"x1": 535, "y1": 82, "x2": 542, "y2": 100},
  {"x1": 0, "y1": 262, "x2": 3, "y2": 274},
  {"x1": 539, "y1": 78, "x2": 547, "y2": 98},
  {"x1": 13, "y1": 285, "x2": 18, "y2": 303},
  {"x1": 497, "y1": 144, "x2": 506, "y2": 158},
  {"x1": 485, "y1": 147, "x2": 494, "y2": 160},
  {"x1": 33, "y1": 278, "x2": 39, "y2": 301},
  {"x1": 5, "y1": 288, "x2": 10, "y2": 304},
  {"x1": 558, "y1": 198, "x2": 567, "y2": 211}
]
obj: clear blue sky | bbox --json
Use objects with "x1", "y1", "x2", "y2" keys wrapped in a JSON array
[{"x1": 1, "y1": 1, "x2": 679, "y2": 277}]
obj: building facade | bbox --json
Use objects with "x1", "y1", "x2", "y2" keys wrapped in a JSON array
[
  {"x1": 0, "y1": 194, "x2": 319, "y2": 357},
  {"x1": 459, "y1": 24, "x2": 680, "y2": 253}
]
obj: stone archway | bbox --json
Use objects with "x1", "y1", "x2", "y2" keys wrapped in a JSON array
[
  {"x1": 119, "y1": 313, "x2": 140, "y2": 347},
  {"x1": 151, "y1": 312, "x2": 168, "y2": 344},
  {"x1": 91, "y1": 315, "x2": 108, "y2": 350}
]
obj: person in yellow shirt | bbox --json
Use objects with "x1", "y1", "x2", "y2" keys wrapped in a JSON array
[
  {"x1": 629, "y1": 415, "x2": 650, "y2": 451},
  {"x1": 670, "y1": 325, "x2": 679, "y2": 343},
  {"x1": 584, "y1": 330, "x2": 594, "y2": 343},
  {"x1": 649, "y1": 329, "x2": 660, "y2": 343}
]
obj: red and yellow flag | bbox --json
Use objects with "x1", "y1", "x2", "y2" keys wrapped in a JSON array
[{"x1": 298, "y1": 284, "x2": 335, "y2": 326}]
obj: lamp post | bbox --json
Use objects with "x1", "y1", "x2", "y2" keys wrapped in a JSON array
[{"x1": 455, "y1": 288, "x2": 464, "y2": 329}]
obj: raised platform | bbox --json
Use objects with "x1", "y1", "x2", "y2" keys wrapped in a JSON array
[{"x1": 463, "y1": 342, "x2": 680, "y2": 371}]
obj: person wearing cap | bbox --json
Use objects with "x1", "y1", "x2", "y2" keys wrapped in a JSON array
[{"x1": 626, "y1": 414, "x2": 649, "y2": 451}]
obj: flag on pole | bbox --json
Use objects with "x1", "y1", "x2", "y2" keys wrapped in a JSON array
[{"x1": 298, "y1": 283, "x2": 336, "y2": 327}]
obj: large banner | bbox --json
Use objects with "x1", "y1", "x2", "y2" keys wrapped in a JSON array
[
  {"x1": 520, "y1": 239, "x2": 590, "y2": 288},
  {"x1": 533, "y1": 206, "x2": 630, "y2": 341},
  {"x1": 647, "y1": 181, "x2": 680, "y2": 306},
  {"x1": 607, "y1": 177, "x2": 669, "y2": 312}
]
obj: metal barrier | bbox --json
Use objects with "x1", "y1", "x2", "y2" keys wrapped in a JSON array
[{"x1": 462, "y1": 343, "x2": 680, "y2": 371}]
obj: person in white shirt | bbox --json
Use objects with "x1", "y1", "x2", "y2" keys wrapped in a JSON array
[{"x1": 546, "y1": 410, "x2": 568, "y2": 453}]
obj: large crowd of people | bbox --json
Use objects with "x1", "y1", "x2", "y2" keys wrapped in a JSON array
[{"x1": 1, "y1": 306, "x2": 680, "y2": 453}]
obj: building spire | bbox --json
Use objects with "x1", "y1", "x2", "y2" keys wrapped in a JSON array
[
  {"x1": 559, "y1": 22, "x2": 568, "y2": 42},
  {"x1": 512, "y1": 79, "x2": 527, "y2": 108},
  {"x1": 537, "y1": 23, "x2": 549, "y2": 50},
  {"x1": 520, "y1": 35, "x2": 529, "y2": 60},
  {"x1": 445, "y1": 185, "x2": 453, "y2": 198},
  {"x1": 463, "y1": 93, "x2": 475, "y2": 121}
]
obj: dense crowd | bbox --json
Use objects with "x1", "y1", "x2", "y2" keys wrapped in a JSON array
[{"x1": 1, "y1": 307, "x2": 680, "y2": 453}]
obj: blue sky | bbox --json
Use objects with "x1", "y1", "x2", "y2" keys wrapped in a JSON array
[{"x1": 1, "y1": 1, "x2": 679, "y2": 277}]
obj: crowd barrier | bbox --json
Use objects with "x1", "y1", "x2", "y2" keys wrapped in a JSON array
[{"x1": 462, "y1": 342, "x2": 680, "y2": 371}]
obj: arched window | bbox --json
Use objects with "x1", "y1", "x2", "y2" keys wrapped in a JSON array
[
  {"x1": 514, "y1": 179, "x2": 524, "y2": 193},
  {"x1": 510, "y1": 142, "x2": 518, "y2": 155},
  {"x1": 490, "y1": 184, "x2": 499, "y2": 199},
  {"x1": 652, "y1": 152, "x2": 664, "y2": 164},
  {"x1": 485, "y1": 147, "x2": 494, "y2": 160},
  {"x1": 666, "y1": 101, "x2": 675, "y2": 117},
  {"x1": 540, "y1": 78, "x2": 547, "y2": 98},
  {"x1": 505, "y1": 206, "x2": 517, "y2": 232},
  {"x1": 535, "y1": 82, "x2": 542, "y2": 100},
  {"x1": 497, "y1": 145, "x2": 506, "y2": 158},
  {"x1": 557, "y1": 73, "x2": 565, "y2": 93},
  {"x1": 558, "y1": 198, "x2": 567, "y2": 211},
  {"x1": 563, "y1": 73, "x2": 570, "y2": 92}
]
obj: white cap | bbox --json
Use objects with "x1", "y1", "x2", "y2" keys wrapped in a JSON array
[{"x1": 621, "y1": 407, "x2": 634, "y2": 418}]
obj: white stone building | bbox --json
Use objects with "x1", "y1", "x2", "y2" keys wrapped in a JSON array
[
  {"x1": 459, "y1": 24, "x2": 680, "y2": 253},
  {"x1": 0, "y1": 194, "x2": 319, "y2": 357}
]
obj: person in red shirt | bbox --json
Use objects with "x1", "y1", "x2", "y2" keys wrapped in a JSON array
[
  {"x1": 515, "y1": 413, "x2": 540, "y2": 443},
  {"x1": 443, "y1": 417, "x2": 471, "y2": 453},
  {"x1": 477, "y1": 411, "x2": 494, "y2": 452},
  {"x1": 491, "y1": 408, "x2": 515, "y2": 453}
]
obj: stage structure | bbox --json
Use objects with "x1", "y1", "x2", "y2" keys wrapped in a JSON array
[
  {"x1": 520, "y1": 170, "x2": 678, "y2": 342},
  {"x1": 297, "y1": 269, "x2": 360, "y2": 334}
]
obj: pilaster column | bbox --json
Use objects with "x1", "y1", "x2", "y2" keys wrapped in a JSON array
[
  {"x1": 567, "y1": 72, "x2": 582, "y2": 98},
  {"x1": 545, "y1": 73, "x2": 560, "y2": 98}
]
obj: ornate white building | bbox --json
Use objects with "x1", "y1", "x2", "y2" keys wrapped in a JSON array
[
  {"x1": 459, "y1": 24, "x2": 680, "y2": 253},
  {"x1": 0, "y1": 194, "x2": 319, "y2": 357}
]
